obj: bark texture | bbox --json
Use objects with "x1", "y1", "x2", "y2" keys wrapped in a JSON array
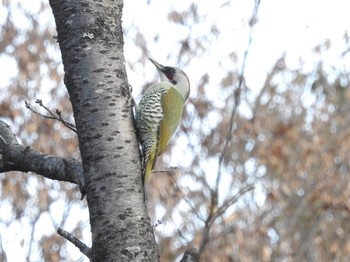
[
  {"x1": 49, "y1": 0, "x2": 159, "y2": 261},
  {"x1": 0, "y1": 120, "x2": 84, "y2": 191}
]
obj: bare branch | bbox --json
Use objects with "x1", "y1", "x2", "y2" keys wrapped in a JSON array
[
  {"x1": 152, "y1": 166, "x2": 179, "y2": 176},
  {"x1": 183, "y1": 196, "x2": 206, "y2": 222},
  {"x1": 179, "y1": 247, "x2": 199, "y2": 262},
  {"x1": 212, "y1": 184, "x2": 254, "y2": 222},
  {"x1": 57, "y1": 227, "x2": 91, "y2": 258},
  {"x1": 198, "y1": 1, "x2": 262, "y2": 258},
  {"x1": 198, "y1": 200, "x2": 215, "y2": 257},
  {"x1": 25, "y1": 99, "x2": 77, "y2": 133},
  {"x1": 215, "y1": 0, "x2": 261, "y2": 202},
  {"x1": 0, "y1": 236, "x2": 7, "y2": 262},
  {"x1": 0, "y1": 120, "x2": 85, "y2": 197},
  {"x1": 152, "y1": 220, "x2": 162, "y2": 228},
  {"x1": 27, "y1": 212, "x2": 41, "y2": 261},
  {"x1": 198, "y1": 185, "x2": 254, "y2": 257}
]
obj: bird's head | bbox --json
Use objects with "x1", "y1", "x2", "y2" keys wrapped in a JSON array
[{"x1": 149, "y1": 58, "x2": 190, "y2": 101}]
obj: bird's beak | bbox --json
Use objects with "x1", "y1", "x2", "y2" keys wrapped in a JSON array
[{"x1": 149, "y1": 58, "x2": 166, "y2": 72}]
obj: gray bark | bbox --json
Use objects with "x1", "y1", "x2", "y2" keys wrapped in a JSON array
[
  {"x1": 0, "y1": 120, "x2": 84, "y2": 192},
  {"x1": 48, "y1": 0, "x2": 159, "y2": 261}
]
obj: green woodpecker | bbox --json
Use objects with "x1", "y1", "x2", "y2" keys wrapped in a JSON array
[{"x1": 136, "y1": 58, "x2": 190, "y2": 200}]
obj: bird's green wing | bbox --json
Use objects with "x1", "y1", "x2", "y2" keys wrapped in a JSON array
[{"x1": 158, "y1": 86, "x2": 184, "y2": 156}]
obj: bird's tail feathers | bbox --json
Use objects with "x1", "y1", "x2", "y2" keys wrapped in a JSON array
[{"x1": 143, "y1": 145, "x2": 158, "y2": 202}]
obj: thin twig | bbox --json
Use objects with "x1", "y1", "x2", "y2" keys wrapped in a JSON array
[
  {"x1": 57, "y1": 227, "x2": 91, "y2": 258},
  {"x1": 198, "y1": 184, "x2": 254, "y2": 257},
  {"x1": 0, "y1": 236, "x2": 7, "y2": 262},
  {"x1": 56, "y1": 109, "x2": 77, "y2": 130},
  {"x1": 214, "y1": 0, "x2": 261, "y2": 203},
  {"x1": 27, "y1": 212, "x2": 41, "y2": 261},
  {"x1": 179, "y1": 247, "x2": 199, "y2": 262},
  {"x1": 152, "y1": 220, "x2": 162, "y2": 228},
  {"x1": 25, "y1": 99, "x2": 77, "y2": 133},
  {"x1": 198, "y1": 202, "x2": 215, "y2": 256},
  {"x1": 152, "y1": 167, "x2": 179, "y2": 175},
  {"x1": 183, "y1": 195, "x2": 206, "y2": 222},
  {"x1": 212, "y1": 184, "x2": 254, "y2": 222},
  {"x1": 199, "y1": 1, "x2": 262, "y2": 258}
]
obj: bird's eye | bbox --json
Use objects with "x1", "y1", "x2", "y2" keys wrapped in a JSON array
[{"x1": 170, "y1": 68, "x2": 176, "y2": 74}]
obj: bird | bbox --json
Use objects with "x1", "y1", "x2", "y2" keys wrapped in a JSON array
[{"x1": 135, "y1": 58, "x2": 190, "y2": 201}]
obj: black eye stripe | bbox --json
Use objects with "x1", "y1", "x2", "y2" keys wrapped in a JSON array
[
  {"x1": 165, "y1": 72, "x2": 173, "y2": 80},
  {"x1": 163, "y1": 67, "x2": 178, "y2": 84},
  {"x1": 165, "y1": 67, "x2": 176, "y2": 75}
]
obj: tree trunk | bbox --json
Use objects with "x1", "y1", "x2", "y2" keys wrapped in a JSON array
[{"x1": 49, "y1": 0, "x2": 159, "y2": 261}]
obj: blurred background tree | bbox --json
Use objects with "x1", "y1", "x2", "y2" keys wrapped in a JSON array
[
  {"x1": 0, "y1": 1, "x2": 84, "y2": 261},
  {"x1": 1, "y1": 0, "x2": 350, "y2": 261}
]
